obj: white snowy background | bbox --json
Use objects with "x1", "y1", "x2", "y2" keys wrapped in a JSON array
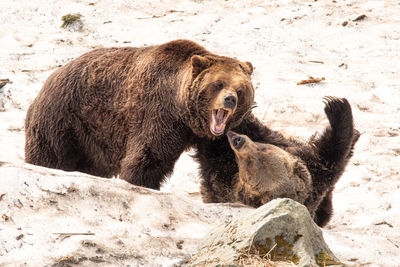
[{"x1": 1, "y1": 0, "x2": 399, "y2": 266}]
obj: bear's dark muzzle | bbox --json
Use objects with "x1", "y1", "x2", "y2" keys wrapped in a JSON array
[{"x1": 224, "y1": 94, "x2": 237, "y2": 110}]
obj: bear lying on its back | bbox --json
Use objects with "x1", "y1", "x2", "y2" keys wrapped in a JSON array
[
  {"x1": 227, "y1": 130, "x2": 312, "y2": 207},
  {"x1": 195, "y1": 97, "x2": 360, "y2": 227}
]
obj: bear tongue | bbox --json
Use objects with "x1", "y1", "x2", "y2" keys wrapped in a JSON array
[
  {"x1": 215, "y1": 109, "x2": 225, "y2": 123},
  {"x1": 211, "y1": 109, "x2": 227, "y2": 134}
]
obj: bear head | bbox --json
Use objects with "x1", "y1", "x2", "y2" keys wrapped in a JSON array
[
  {"x1": 186, "y1": 55, "x2": 254, "y2": 139},
  {"x1": 227, "y1": 131, "x2": 311, "y2": 202}
]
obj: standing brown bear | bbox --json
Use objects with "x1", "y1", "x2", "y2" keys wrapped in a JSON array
[
  {"x1": 195, "y1": 97, "x2": 360, "y2": 227},
  {"x1": 25, "y1": 39, "x2": 255, "y2": 189}
]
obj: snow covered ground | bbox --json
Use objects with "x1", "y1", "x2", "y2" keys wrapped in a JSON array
[{"x1": 1, "y1": 0, "x2": 399, "y2": 266}]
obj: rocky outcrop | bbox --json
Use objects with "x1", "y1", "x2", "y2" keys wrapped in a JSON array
[{"x1": 189, "y1": 198, "x2": 342, "y2": 267}]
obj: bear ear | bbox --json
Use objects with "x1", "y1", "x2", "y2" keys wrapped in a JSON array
[
  {"x1": 241, "y1": 61, "x2": 253, "y2": 75},
  {"x1": 191, "y1": 55, "x2": 210, "y2": 78}
]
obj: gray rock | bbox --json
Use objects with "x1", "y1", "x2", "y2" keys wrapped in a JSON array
[{"x1": 189, "y1": 198, "x2": 343, "y2": 267}]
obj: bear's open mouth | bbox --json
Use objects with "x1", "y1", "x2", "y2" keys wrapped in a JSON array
[{"x1": 210, "y1": 108, "x2": 232, "y2": 136}]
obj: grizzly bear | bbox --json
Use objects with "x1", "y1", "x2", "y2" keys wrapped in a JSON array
[
  {"x1": 227, "y1": 130, "x2": 312, "y2": 207},
  {"x1": 25, "y1": 39, "x2": 255, "y2": 189},
  {"x1": 195, "y1": 97, "x2": 360, "y2": 227}
]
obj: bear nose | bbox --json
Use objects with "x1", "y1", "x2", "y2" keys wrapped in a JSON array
[{"x1": 224, "y1": 94, "x2": 237, "y2": 109}]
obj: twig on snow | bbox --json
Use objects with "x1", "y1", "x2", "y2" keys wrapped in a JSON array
[{"x1": 297, "y1": 77, "x2": 325, "y2": 85}]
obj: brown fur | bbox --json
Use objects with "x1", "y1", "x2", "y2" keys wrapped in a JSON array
[
  {"x1": 195, "y1": 97, "x2": 360, "y2": 227},
  {"x1": 227, "y1": 132, "x2": 312, "y2": 207},
  {"x1": 25, "y1": 39, "x2": 254, "y2": 189}
]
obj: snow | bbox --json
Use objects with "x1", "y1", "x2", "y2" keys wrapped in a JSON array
[
  {"x1": 0, "y1": 164, "x2": 254, "y2": 266},
  {"x1": 1, "y1": 0, "x2": 400, "y2": 266}
]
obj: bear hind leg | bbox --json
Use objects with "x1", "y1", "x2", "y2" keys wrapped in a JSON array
[
  {"x1": 313, "y1": 96, "x2": 358, "y2": 186},
  {"x1": 314, "y1": 189, "x2": 334, "y2": 227},
  {"x1": 25, "y1": 127, "x2": 84, "y2": 173},
  {"x1": 321, "y1": 96, "x2": 355, "y2": 167},
  {"x1": 25, "y1": 132, "x2": 59, "y2": 169}
]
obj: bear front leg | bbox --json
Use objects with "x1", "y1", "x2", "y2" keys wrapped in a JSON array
[
  {"x1": 195, "y1": 136, "x2": 238, "y2": 203},
  {"x1": 120, "y1": 132, "x2": 187, "y2": 190}
]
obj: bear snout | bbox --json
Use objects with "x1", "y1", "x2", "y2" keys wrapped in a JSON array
[
  {"x1": 226, "y1": 130, "x2": 237, "y2": 139},
  {"x1": 223, "y1": 94, "x2": 237, "y2": 110}
]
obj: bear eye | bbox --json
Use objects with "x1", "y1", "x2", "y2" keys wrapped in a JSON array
[
  {"x1": 215, "y1": 81, "x2": 224, "y2": 91},
  {"x1": 234, "y1": 137, "x2": 242, "y2": 147},
  {"x1": 237, "y1": 90, "x2": 242, "y2": 97}
]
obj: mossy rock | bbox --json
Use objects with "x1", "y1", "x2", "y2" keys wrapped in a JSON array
[
  {"x1": 316, "y1": 251, "x2": 343, "y2": 266},
  {"x1": 61, "y1": 13, "x2": 83, "y2": 28},
  {"x1": 189, "y1": 199, "x2": 342, "y2": 267},
  {"x1": 254, "y1": 235, "x2": 300, "y2": 264}
]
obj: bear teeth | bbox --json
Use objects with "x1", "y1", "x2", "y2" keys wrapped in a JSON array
[{"x1": 210, "y1": 108, "x2": 232, "y2": 135}]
